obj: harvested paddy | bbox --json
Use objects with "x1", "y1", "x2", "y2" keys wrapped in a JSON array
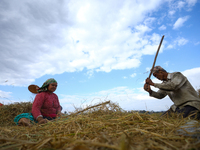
[{"x1": 0, "y1": 101, "x2": 200, "y2": 150}]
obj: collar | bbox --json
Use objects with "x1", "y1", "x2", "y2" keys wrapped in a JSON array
[
  {"x1": 167, "y1": 73, "x2": 172, "y2": 81},
  {"x1": 163, "y1": 73, "x2": 171, "y2": 83}
]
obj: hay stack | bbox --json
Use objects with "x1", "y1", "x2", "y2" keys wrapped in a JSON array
[
  {"x1": 0, "y1": 101, "x2": 200, "y2": 150},
  {"x1": 0, "y1": 102, "x2": 32, "y2": 127}
]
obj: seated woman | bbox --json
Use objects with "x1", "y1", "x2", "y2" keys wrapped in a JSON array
[{"x1": 14, "y1": 78, "x2": 61, "y2": 126}]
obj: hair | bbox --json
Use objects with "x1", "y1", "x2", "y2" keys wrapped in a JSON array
[
  {"x1": 152, "y1": 66, "x2": 167, "y2": 74},
  {"x1": 159, "y1": 68, "x2": 167, "y2": 73}
]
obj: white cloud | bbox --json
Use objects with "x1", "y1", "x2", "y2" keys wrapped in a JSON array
[
  {"x1": 0, "y1": 90, "x2": 17, "y2": 105},
  {"x1": 194, "y1": 42, "x2": 200, "y2": 45},
  {"x1": 186, "y1": 0, "x2": 197, "y2": 7},
  {"x1": 135, "y1": 24, "x2": 152, "y2": 33},
  {"x1": 164, "y1": 61, "x2": 169, "y2": 67},
  {"x1": 58, "y1": 67, "x2": 200, "y2": 112},
  {"x1": 146, "y1": 67, "x2": 151, "y2": 72},
  {"x1": 173, "y1": 16, "x2": 190, "y2": 29},
  {"x1": 168, "y1": 10, "x2": 176, "y2": 16},
  {"x1": 0, "y1": 0, "x2": 167, "y2": 86},
  {"x1": 167, "y1": 44, "x2": 174, "y2": 49},
  {"x1": 130, "y1": 73, "x2": 137, "y2": 78},
  {"x1": 177, "y1": 1, "x2": 186, "y2": 9},
  {"x1": 182, "y1": 67, "x2": 200, "y2": 89},
  {"x1": 0, "y1": 90, "x2": 12, "y2": 99},
  {"x1": 159, "y1": 25, "x2": 166, "y2": 30},
  {"x1": 0, "y1": 0, "x2": 197, "y2": 87},
  {"x1": 169, "y1": 0, "x2": 197, "y2": 13},
  {"x1": 86, "y1": 70, "x2": 94, "y2": 78},
  {"x1": 59, "y1": 86, "x2": 173, "y2": 112},
  {"x1": 175, "y1": 37, "x2": 188, "y2": 46},
  {"x1": 167, "y1": 37, "x2": 188, "y2": 49}
]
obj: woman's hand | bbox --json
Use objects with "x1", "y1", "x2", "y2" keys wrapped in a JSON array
[
  {"x1": 57, "y1": 111, "x2": 62, "y2": 117},
  {"x1": 37, "y1": 117, "x2": 47, "y2": 124}
]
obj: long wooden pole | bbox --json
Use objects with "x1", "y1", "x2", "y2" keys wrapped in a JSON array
[
  {"x1": 68, "y1": 101, "x2": 110, "y2": 116},
  {"x1": 148, "y1": 35, "x2": 165, "y2": 78}
]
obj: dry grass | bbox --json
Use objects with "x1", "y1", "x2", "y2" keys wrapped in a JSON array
[
  {"x1": 197, "y1": 89, "x2": 200, "y2": 98},
  {"x1": 0, "y1": 101, "x2": 200, "y2": 150},
  {"x1": 0, "y1": 102, "x2": 32, "y2": 127}
]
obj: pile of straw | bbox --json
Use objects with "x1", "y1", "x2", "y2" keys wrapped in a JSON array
[
  {"x1": 0, "y1": 101, "x2": 200, "y2": 150},
  {"x1": 198, "y1": 89, "x2": 200, "y2": 98},
  {"x1": 0, "y1": 102, "x2": 32, "y2": 127}
]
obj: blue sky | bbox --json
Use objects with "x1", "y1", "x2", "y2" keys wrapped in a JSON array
[{"x1": 0, "y1": 0, "x2": 200, "y2": 112}]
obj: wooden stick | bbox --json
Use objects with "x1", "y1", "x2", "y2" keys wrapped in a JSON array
[
  {"x1": 148, "y1": 35, "x2": 165, "y2": 78},
  {"x1": 68, "y1": 101, "x2": 110, "y2": 116}
]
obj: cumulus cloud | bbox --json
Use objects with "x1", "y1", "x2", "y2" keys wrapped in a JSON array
[
  {"x1": 0, "y1": 90, "x2": 16, "y2": 104},
  {"x1": 177, "y1": 1, "x2": 186, "y2": 9},
  {"x1": 168, "y1": 0, "x2": 197, "y2": 13},
  {"x1": 186, "y1": 0, "x2": 197, "y2": 7},
  {"x1": 0, "y1": 0, "x2": 166, "y2": 86},
  {"x1": 0, "y1": 0, "x2": 197, "y2": 88},
  {"x1": 175, "y1": 37, "x2": 188, "y2": 46},
  {"x1": 166, "y1": 44, "x2": 174, "y2": 49},
  {"x1": 0, "y1": 90, "x2": 12, "y2": 99},
  {"x1": 182, "y1": 67, "x2": 200, "y2": 89},
  {"x1": 168, "y1": 10, "x2": 176, "y2": 16},
  {"x1": 159, "y1": 25, "x2": 166, "y2": 30},
  {"x1": 173, "y1": 16, "x2": 190, "y2": 29},
  {"x1": 167, "y1": 37, "x2": 188, "y2": 49},
  {"x1": 59, "y1": 86, "x2": 172, "y2": 112},
  {"x1": 130, "y1": 73, "x2": 137, "y2": 78},
  {"x1": 164, "y1": 61, "x2": 169, "y2": 67}
]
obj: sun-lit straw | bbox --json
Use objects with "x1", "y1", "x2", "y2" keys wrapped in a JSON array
[{"x1": 0, "y1": 101, "x2": 200, "y2": 149}]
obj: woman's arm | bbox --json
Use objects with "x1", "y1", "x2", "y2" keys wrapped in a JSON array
[
  {"x1": 31, "y1": 93, "x2": 45, "y2": 120},
  {"x1": 55, "y1": 94, "x2": 62, "y2": 117}
]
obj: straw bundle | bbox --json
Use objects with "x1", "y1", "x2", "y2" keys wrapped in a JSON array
[{"x1": 0, "y1": 101, "x2": 200, "y2": 150}]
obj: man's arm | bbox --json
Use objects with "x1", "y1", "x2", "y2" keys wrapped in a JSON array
[
  {"x1": 150, "y1": 89, "x2": 167, "y2": 99},
  {"x1": 144, "y1": 82, "x2": 167, "y2": 99},
  {"x1": 154, "y1": 72, "x2": 187, "y2": 91}
]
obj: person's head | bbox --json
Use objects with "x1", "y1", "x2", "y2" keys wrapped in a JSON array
[
  {"x1": 47, "y1": 82, "x2": 58, "y2": 93},
  {"x1": 37, "y1": 78, "x2": 57, "y2": 93},
  {"x1": 152, "y1": 66, "x2": 168, "y2": 81}
]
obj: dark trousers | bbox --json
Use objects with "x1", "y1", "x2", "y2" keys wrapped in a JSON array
[{"x1": 161, "y1": 105, "x2": 200, "y2": 120}]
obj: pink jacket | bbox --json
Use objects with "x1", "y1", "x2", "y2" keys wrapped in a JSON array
[{"x1": 31, "y1": 91, "x2": 61, "y2": 119}]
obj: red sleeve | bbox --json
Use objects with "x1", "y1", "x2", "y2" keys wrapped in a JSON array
[
  {"x1": 55, "y1": 94, "x2": 61, "y2": 113},
  {"x1": 31, "y1": 92, "x2": 45, "y2": 119}
]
